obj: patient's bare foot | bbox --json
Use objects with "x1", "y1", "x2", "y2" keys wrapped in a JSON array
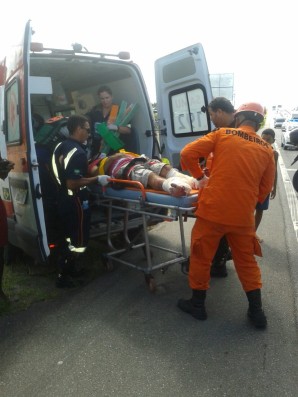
[
  {"x1": 162, "y1": 177, "x2": 191, "y2": 196},
  {"x1": 169, "y1": 183, "x2": 190, "y2": 197},
  {"x1": 177, "y1": 174, "x2": 199, "y2": 189}
]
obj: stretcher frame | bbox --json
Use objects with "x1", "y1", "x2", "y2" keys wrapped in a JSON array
[{"x1": 95, "y1": 179, "x2": 198, "y2": 290}]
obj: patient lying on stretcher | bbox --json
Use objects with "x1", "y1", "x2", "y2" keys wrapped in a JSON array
[{"x1": 88, "y1": 151, "x2": 200, "y2": 197}]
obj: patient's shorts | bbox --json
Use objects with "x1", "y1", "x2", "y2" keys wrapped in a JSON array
[{"x1": 127, "y1": 159, "x2": 166, "y2": 187}]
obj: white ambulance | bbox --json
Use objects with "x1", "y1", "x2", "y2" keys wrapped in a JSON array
[{"x1": 0, "y1": 20, "x2": 213, "y2": 264}]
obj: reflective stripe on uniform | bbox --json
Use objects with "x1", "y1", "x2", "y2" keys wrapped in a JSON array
[{"x1": 52, "y1": 143, "x2": 78, "y2": 196}]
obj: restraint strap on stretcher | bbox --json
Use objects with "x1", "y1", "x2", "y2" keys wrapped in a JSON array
[
  {"x1": 119, "y1": 157, "x2": 148, "y2": 179},
  {"x1": 99, "y1": 157, "x2": 109, "y2": 175}
]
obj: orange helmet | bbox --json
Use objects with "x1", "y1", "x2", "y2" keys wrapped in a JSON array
[{"x1": 235, "y1": 102, "x2": 265, "y2": 120}]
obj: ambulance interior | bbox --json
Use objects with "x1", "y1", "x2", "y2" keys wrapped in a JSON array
[
  {"x1": 29, "y1": 53, "x2": 155, "y2": 156},
  {"x1": 28, "y1": 53, "x2": 159, "y2": 242}
]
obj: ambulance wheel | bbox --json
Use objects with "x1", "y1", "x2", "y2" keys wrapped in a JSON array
[{"x1": 145, "y1": 274, "x2": 157, "y2": 292}]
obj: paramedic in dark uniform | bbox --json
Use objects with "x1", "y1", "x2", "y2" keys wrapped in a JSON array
[
  {"x1": 178, "y1": 103, "x2": 275, "y2": 329},
  {"x1": 85, "y1": 85, "x2": 131, "y2": 157},
  {"x1": 52, "y1": 115, "x2": 108, "y2": 288}
]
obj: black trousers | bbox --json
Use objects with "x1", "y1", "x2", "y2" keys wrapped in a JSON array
[{"x1": 212, "y1": 236, "x2": 230, "y2": 264}]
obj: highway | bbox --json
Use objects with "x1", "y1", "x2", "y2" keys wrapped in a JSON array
[{"x1": 0, "y1": 124, "x2": 298, "y2": 397}]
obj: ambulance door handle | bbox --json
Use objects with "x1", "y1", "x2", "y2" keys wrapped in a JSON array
[
  {"x1": 35, "y1": 183, "x2": 42, "y2": 199},
  {"x1": 31, "y1": 160, "x2": 39, "y2": 168}
]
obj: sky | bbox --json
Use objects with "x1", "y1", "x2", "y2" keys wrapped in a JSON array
[{"x1": 0, "y1": 0, "x2": 297, "y2": 111}]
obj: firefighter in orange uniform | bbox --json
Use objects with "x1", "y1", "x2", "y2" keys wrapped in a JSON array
[{"x1": 178, "y1": 102, "x2": 275, "y2": 329}]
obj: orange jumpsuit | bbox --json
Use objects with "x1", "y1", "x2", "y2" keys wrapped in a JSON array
[{"x1": 180, "y1": 126, "x2": 275, "y2": 292}]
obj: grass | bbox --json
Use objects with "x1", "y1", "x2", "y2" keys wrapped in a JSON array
[
  {"x1": 0, "y1": 263, "x2": 59, "y2": 315},
  {"x1": 0, "y1": 238, "x2": 108, "y2": 316}
]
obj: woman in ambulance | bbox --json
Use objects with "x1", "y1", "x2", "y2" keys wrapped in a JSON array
[{"x1": 85, "y1": 85, "x2": 131, "y2": 157}]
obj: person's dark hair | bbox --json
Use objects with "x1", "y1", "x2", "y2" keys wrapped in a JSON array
[
  {"x1": 97, "y1": 85, "x2": 113, "y2": 96},
  {"x1": 262, "y1": 128, "x2": 275, "y2": 139},
  {"x1": 67, "y1": 115, "x2": 89, "y2": 135},
  {"x1": 208, "y1": 97, "x2": 235, "y2": 114}
]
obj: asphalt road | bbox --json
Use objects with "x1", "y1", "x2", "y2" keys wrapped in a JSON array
[{"x1": 1, "y1": 130, "x2": 298, "y2": 396}]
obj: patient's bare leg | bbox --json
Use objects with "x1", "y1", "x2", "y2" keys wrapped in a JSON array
[
  {"x1": 147, "y1": 173, "x2": 191, "y2": 196},
  {"x1": 159, "y1": 164, "x2": 175, "y2": 178},
  {"x1": 160, "y1": 165, "x2": 198, "y2": 189},
  {"x1": 147, "y1": 173, "x2": 166, "y2": 191}
]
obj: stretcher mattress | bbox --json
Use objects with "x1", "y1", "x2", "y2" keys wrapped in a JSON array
[{"x1": 103, "y1": 185, "x2": 198, "y2": 208}]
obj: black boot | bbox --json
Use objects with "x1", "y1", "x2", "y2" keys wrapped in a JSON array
[
  {"x1": 210, "y1": 237, "x2": 229, "y2": 277},
  {"x1": 55, "y1": 272, "x2": 76, "y2": 288},
  {"x1": 246, "y1": 289, "x2": 267, "y2": 329},
  {"x1": 177, "y1": 290, "x2": 207, "y2": 320},
  {"x1": 210, "y1": 258, "x2": 227, "y2": 278},
  {"x1": 56, "y1": 255, "x2": 76, "y2": 288}
]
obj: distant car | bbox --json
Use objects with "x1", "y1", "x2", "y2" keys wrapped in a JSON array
[
  {"x1": 289, "y1": 128, "x2": 298, "y2": 147},
  {"x1": 274, "y1": 117, "x2": 286, "y2": 128},
  {"x1": 281, "y1": 121, "x2": 298, "y2": 149},
  {"x1": 281, "y1": 118, "x2": 298, "y2": 133}
]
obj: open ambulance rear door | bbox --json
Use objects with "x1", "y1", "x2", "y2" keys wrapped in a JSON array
[
  {"x1": 3, "y1": 20, "x2": 50, "y2": 263},
  {"x1": 155, "y1": 43, "x2": 213, "y2": 168}
]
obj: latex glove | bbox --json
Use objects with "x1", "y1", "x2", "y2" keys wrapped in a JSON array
[
  {"x1": 97, "y1": 175, "x2": 110, "y2": 186},
  {"x1": 197, "y1": 175, "x2": 209, "y2": 189},
  {"x1": 107, "y1": 124, "x2": 118, "y2": 131}
]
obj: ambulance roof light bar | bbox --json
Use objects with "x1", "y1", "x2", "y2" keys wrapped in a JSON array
[{"x1": 30, "y1": 42, "x2": 130, "y2": 60}]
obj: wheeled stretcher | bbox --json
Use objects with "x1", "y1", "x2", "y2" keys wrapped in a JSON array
[{"x1": 91, "y1": 179, "x2": 198, "y2": 291}]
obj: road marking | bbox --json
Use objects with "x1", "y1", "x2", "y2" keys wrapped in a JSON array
[{"x1": 275, "y1": 143, "x2": 298, "y2": 240}]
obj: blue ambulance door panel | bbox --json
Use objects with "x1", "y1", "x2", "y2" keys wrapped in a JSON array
[{"x1": 154, "y1": 43, "x2": 213, "y2": 168}]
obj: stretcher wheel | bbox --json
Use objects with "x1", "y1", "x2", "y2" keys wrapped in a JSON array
[{"x1": 145, "y1": 274, "x2": 157, "y2": 292}]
